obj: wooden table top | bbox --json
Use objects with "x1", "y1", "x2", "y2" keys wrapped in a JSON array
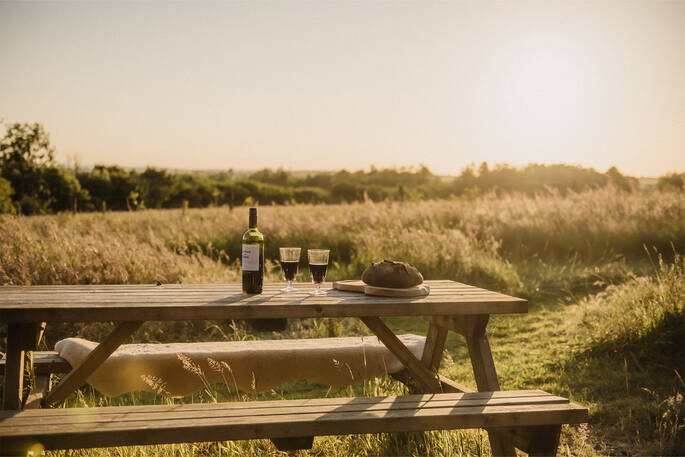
[{"x1": 0, "y1": 280, "x2": 527, "y2": 323}]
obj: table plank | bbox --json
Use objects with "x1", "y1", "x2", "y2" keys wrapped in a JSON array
[{"x1": 0, "y1": 281, "x2": 526, "y2": 323}]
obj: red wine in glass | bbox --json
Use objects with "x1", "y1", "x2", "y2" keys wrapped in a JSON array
[
  {"x1": 307, "y1": 249, "x2": 330, "y2": 295},
  {"x1": 309, "y1": 263, "x2": 328, "y2": 283},
  {"x1": 280, "y1": 260, "x2": 299, "y2": 282},
  {"x1": 279, "y1": 247, "x2": 301, "y2": 293}
]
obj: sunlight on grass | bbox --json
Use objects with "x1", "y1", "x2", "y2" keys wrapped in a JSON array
[{"x1": 1, "y1": 189, "x2": 684, "y2": 455}]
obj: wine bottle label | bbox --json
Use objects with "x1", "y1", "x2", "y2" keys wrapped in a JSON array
[{"x1": 242, "y1": 244, "x2": 260, "y2": 271}]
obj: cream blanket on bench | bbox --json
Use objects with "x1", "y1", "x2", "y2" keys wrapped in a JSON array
[{"x1": 55, "y1": 334, "x2": 426, "y2": 397}]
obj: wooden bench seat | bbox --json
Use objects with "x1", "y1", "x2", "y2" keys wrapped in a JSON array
[
  {"x1": 0, "y1": 351, "x2": 71, "y2": 375},
  {"x1": 0, "y1": 390, "x2": 587, "y2": 456},
  {"x1": 2, "y1": 335, "x2": 426, "y2": 400}
]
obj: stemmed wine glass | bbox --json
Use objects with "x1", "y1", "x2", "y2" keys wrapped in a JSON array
[
  {"x1": 308, "y1": 249, "x2": 329, "y2": 295},
  {"x1": 279, "y1": 247, "x2": 301, "y2": 292}
]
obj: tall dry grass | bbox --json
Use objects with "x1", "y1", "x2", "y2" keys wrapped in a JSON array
[
  {"x1": 1, "y1": 188, "x2": 684, "y2": 456},
  {"x1": 562, "y1": 253, "x2": 685, "y2": 455},
  {"x1": 2, "y1": 188, "x2": 683, "y2": 290}
]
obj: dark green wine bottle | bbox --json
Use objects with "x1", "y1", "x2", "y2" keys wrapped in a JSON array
[
  {"x1": 242, "y1": 207, "x2": 286, "y2": 332},
  {"x1": 242, "y1": 207, "x2": 264, "y2": 294}
]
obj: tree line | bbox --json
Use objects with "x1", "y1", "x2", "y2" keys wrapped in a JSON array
[{"x1": 1, "y1": 122, "x2": 683, "y2": 215}]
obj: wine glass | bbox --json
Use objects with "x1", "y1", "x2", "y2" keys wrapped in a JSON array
[
  {"x1": 307, "y1": 249, "x2": 329, "y2": 295},
  {"x1": 279, "y1": 247, "x2": 301, "y2": 292}
]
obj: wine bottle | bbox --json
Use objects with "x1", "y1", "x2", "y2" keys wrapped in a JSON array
[
  {"x1": 242, "y1": 208, "x2": 286, "y2": 332},
  {"x1": 242, "y1": 207, "x2": 264, "y2": 294}
]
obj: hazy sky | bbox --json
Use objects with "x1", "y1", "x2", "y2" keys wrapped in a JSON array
[{"x1": 1, "y1": 1, "x2": 684, "y2": 176}]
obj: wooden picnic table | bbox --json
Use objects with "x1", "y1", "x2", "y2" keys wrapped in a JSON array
[{"x1": 0, "y1": 280, "x2": 528, "y2": 455}]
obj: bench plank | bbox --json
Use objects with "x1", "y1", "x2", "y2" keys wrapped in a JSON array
[
  {"x1": 0, "y1": 394, "x2": 572, "y2": 426},
  {"x1": 0, "y1": 352, "x2": 71, "y2": 375},
  {"x1": 0, "y1": 390, "x2": 550, "y2": 417},
  {"x1": 0, "y1": 391, "x2": 588, "y2": 452}
]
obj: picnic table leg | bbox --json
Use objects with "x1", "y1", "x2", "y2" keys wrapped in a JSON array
[
  {"x1": 421, "y1": 322, "x2": 448, "y2": 373},
  {"x1": 463, "y1": 315, "x2": 517, "y2": 457},
  {"x1": 42, "y1": 321, "x2": 143, "y2": 408},
  {"x1": 2, "y1": 322, "x2": 44, "y2": 410},
  {"x1": 427, "y1": 316, "x2": 549, "y2": 455},
  {"x1": 361, "y1": 316, "x2": 442, "y2": 393},
  {"x1": 393, "y1": 321, "x2": 452, "y2": 393},
  {"x1": 2, "y1": 324, "x2": 25, "y2": 410},
  {"x1": 524, "y1": 424, "x2": 562, "y2": 456}
]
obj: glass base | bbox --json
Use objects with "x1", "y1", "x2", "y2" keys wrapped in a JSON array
[
  {"x1": 309, "y1": 288, "x2": 328, "y2": 295},
  {"x1": 280, "y1": 285, "x2": 298, "y2": 292}
]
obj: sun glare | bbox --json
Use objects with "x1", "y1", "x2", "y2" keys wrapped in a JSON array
[{"x1": 495, "y1": 41, "x2": 587, "y2": 142}]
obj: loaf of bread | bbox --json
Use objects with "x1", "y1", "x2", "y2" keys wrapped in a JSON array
[{"x1": 361, "y1": 260, "x2": 423, "y2": 289}]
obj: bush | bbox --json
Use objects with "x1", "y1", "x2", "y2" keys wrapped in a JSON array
[
  {"x1": 0, "y1": 177, "x2": 15, "y2": 214},
  {"x1": 657, "y1": 173, "x2": 685, "y2": 192},
  {"x1": 563, "y1": 253, "x2": 685, "y2": 455}
]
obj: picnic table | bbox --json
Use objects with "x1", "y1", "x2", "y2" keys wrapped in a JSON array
[{"x1": 0, "y1": 280, "x2": 586, "y2": 456}]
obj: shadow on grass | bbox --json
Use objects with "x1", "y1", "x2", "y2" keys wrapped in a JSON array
[{"x1": 558, "y1": 309, "x2": 685, "y2": 456}]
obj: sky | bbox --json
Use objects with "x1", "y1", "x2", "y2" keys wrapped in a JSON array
[{"x1": 1, "y1": 1, "x2": 684, "y2": 177}]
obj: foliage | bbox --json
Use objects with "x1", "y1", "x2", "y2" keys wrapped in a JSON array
[
  {"x1": 657, "y1": 173, "x2": 685, "y2": 192},
  {"x1": 2, "y1": 191, "x2": 685, "y2": 455},
  {"x1": 4, "y1": 159, "x2": 655, "y2": 214},
  {"x1": 2, "y1": 121, "x2": 672, "y2": 215},
  {"x1": 561, "y1": 253, "x2": 685, "y2": 455},
  {"x1": 0, "y1": 177, "x2": 15, "y2": 214},
  {"x1": 0, "y1": 122, "x2": 89, "y2": 214},
  {"x1": 77, "y1": 165, "x2": 139, "y2": 211}
]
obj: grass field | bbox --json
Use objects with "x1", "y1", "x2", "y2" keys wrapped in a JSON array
[{"x1": 1, "y1": 188, "x2": 684, "y2": 456}]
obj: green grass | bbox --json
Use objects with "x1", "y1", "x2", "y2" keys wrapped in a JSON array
[{"x1": 1, "y1": 189, "x2": 684, "y2": 456}]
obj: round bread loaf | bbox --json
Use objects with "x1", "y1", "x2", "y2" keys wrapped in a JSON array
[{"x1": 361, "y1": 260, "x2": 423, "y2": 289}]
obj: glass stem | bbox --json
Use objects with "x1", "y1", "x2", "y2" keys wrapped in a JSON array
[
  {"x1": 316, "y1": 283, "x2": 321, "y2": 293},
  {"x1": 288, "y1": 279, "x2": 293, "y2": 289}
]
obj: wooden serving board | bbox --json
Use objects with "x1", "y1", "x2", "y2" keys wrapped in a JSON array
[
  {"x1": 332, "y1": 280, "x2": 366, "y2": 292},
  {"x1": 332, "y1": 280, "x2": 430, "y2": 297}
]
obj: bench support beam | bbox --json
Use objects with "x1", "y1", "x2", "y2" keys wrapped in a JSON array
[
  {"x1": 24, "y1": 375, "x2": 51, "y2": 409},
  {"x1": 361, "y1": 317, "x2": 442, "y2": 392},
  {"x1": 43, "y1": 321, "x2": 142, "y2": 408}
]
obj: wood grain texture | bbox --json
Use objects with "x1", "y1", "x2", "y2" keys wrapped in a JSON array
[
  {"x1": 438, "y1": 375, "x2": 474, "y2": 393},
  {"x1": 332, "y1": 280, "x2": 365, "y2": 292},
  {"x1": 42, "y1": 321, "x2": 142, "y2": 407},
  {"x1": 332, "y1": 280, "x2": 431, "y2": 297},
  {"x1": 0, "y1": 281, "x2": 527, "y2": 323},
  {"x1": 2, "y1": 324, "x2": 24, "y2": 410},
  {"x1": 24, "y1": 375, "x2": 51, "y2": 410},
  {"x1": 463, "y1": 315, "x2": 516, "y2": 456},
  {"x1": 0, "y1": 391, "x2": 588, "y2": 452},
  {"x1": 363, "y1": 284, "x2": 430, "y2": 297},
  {"x1": 361, "y1": 317, "x2": 442, "y2": 392},
  {"x1": 0, "y1": 351, "x2": 71, "y2": 375},
  {"x1": 421, "y1": 323, "x2": 448, "y2": 373}
]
